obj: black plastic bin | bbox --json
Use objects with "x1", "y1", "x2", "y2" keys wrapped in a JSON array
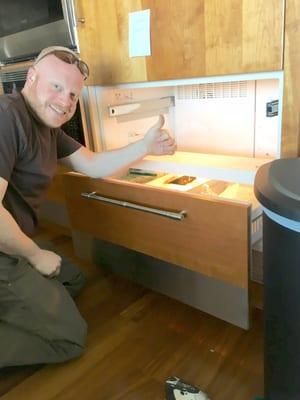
[{"x1": 254, "y1": 158, "x2": 300, "y2": 400}]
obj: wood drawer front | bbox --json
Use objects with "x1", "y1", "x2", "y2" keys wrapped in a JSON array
[{"x1": 64, "y1": 174, "x2": 250, "y2": 289}]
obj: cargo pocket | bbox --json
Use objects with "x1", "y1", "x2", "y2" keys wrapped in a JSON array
[{"x1": 0, "y1": 253, "x2": 34, "y2": 324}]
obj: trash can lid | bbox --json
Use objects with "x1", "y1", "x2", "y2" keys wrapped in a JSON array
[{"x1": 254, "y1": 158, "x2": 300, "y2": 221}]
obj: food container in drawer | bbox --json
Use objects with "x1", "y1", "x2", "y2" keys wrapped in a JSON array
[{"x1": 145, "y1": 172, "x2": 262, "y2": 244}]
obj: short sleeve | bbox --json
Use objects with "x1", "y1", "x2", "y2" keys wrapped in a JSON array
[
  {"x1": 56, "y1": 129, "x2": 82, "y2": 159},
  {"x1": 0, "y1": 104, "x2": 20, "y2": 181}
]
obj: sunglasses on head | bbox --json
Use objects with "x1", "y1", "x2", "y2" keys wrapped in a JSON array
[{"x1": 37, "y1": 50, "x2": 89, "y2": 80}]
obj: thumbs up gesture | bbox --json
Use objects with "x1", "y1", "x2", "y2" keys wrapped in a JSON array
[{"x1": 143, "y1": 115, "x2": 176, "y2": 156}]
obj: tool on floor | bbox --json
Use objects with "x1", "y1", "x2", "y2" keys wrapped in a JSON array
[{"x1": 165, "y1": 376, "x2": 210, "y2": 400}]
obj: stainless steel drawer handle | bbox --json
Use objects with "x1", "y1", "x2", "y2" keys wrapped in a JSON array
[{"x1": 81, "y1": 192, "x2": 187, "y2": 221}]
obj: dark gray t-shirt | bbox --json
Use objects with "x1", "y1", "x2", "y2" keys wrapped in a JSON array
[{"x1": 0, "y1": 92, "x2": 82, "y2": 237}]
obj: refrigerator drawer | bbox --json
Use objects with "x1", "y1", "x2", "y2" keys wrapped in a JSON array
[{"x1": 64, "y1": 173, "x2": 251, "y2": 289}]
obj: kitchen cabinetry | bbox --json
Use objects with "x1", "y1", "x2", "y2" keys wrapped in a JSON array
[
  {"x1": 38, "y1": 165, "x2": 72, "y2": 233},
  {"x1": 63, "y1": 158, "x2": 264, "y2": 329},
  {"x1": 73, "y1": 0, "x2": 299, "y2": 157},
  {"x1": 64, "y1": 174, "x2": 250, "y2": 287},
  {"x1": 75, "y1": 0, "x2": 147, "y2": 85},
  {"x1": 75, "y1": 0, "x2": 284, "y2": 85},
  {"x1": 281, "y1": 0, "x2": 300, "y2": 157}
]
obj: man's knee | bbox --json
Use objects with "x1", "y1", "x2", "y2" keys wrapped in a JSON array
[
  {"x1": 69, "y1": 318, "x2": 88, "y2": 359},
  {"x1": 55, "y1": 315, "x2": 88, "y2": 362},
  {"x1": 75, "y1": 314, "x2": 88, "y2": 347}
]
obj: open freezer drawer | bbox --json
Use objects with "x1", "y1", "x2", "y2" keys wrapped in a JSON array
[
  {"x1": 64, "y1": 173, "x2": 251, "y2": 290},
  {"x1": 64, "y1": 172, "x2": 257, "y2": 328}
]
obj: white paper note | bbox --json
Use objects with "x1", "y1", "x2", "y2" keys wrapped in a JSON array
[{"x1": 129, "y1": 9, "x2": 151, "y2": 57}]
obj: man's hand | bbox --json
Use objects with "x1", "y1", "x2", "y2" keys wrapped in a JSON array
[
  {"x1": 143, "y1": 115, "x2": 176, "y2": 156},
  {"x1": 59, "y1": 114, "x2": 176, "y2": 179},
  {"x1": 27, "y1": 249, "x2": 62, "y2": 277}
]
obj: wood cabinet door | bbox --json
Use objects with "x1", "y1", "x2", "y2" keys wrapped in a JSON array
[
  {"x1": 75, "y1": 0, "x2": 147, "y2": 85},
  {"x1": 75, "y1": 0, "x2": 284, "y2": 85},
  {"x1": 145, "y1": 0, "x2": 284, "y2": 80}
]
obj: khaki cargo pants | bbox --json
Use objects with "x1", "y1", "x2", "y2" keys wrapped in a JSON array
[{"x1": 0, "y1": 240, "x2": 87, "y2": 368}]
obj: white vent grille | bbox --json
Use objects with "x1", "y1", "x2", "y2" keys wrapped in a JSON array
[{"x1": 177, "y1": 81, "x2": 248, "y2": 100}]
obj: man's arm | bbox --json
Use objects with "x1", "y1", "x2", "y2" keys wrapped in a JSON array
[
  {"x1": 0, "y1": 177, "x2": 62, "y2": 276},
  {"x1": 60, "y1": 115, "x2": 176, "y2": 178}
]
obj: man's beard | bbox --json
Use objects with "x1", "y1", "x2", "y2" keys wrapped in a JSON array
[{"x1": 23, "y1": 93, "x2": 69, "y2": 128}]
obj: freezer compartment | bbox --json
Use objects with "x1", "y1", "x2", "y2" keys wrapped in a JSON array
[
  {"x1": 64, "y1": 172, "x2": 251, "y2": 289},
  {"x1": 64, "y1": 172, "x2": 253, "y2": 328},
  {"x1": 134, "y1": 151, "x2": 272, "y2": 185},
  {"x1": 118, "y1": 168, "x2": 262, "y2": 245}
]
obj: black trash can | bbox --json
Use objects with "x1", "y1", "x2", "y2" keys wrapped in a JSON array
[{"x1": 254, "y1": 158, "x2": 300, "y2": 400}]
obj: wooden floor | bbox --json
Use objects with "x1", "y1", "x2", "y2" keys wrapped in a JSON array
[{"x1": 0, "y1": 226, "x2": 264, "y2": 400}]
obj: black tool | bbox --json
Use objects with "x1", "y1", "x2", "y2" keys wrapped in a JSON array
[{"x1": 165, "y1": 376, "x2": 210, "y2": 400}]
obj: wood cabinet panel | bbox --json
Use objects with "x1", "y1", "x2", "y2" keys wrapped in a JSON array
[
  {"x1": 281, "y1": 0, "x2": 300, "y2": 157},
  {"x1": 143, "y1": 0, "x2": 206, "y2": 80},
  {"x1": 76, "y1": 0, "x2": 284, "y2": 84},
  {"x1": 145, "y1": 0, "x2": 283, "y2": 80},
  {"x1": 241, "y1": 0, "x2": 284, "y2": 73},
  {"x1": 45, "y1": 165, "x2": 71, "y2": 203},
  {"x1": 75, "y1": 0, "x2": 146, "y2": 85},
  {"x1": 64, "y1": 174, "x2": 250, "y2": 289}
]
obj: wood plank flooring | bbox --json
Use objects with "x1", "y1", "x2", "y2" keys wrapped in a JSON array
[{"x1": 0, "y1": 226, "x2": 264, "y2": 400}]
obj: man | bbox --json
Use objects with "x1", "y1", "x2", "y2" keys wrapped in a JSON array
[{"x1": 0, "y1": 46, "x2": 176, "y2": 367}]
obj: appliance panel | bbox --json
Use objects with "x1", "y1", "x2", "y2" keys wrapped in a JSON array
[
  {"x1": 93, "y1": 77, "x2": 280, "y2": 161},
  {"x1": 0, "y1": 0, "x2": 63, "y2": 37},
  {"x1": 0, "y1": 0, "x2": 77, "y2": 63}
]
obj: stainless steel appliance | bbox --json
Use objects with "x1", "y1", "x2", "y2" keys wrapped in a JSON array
[
  {"x1": 0, "y1": 0, "x2": 78, "y2": 64},
  {"x1": 68, "y1": 73, "x2": 282, "y2": 329}
]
